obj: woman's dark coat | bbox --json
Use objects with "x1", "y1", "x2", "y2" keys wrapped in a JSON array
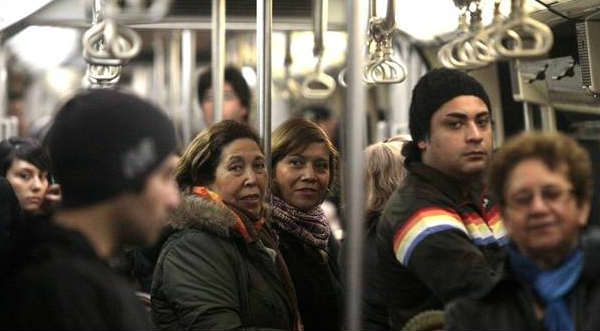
[
  {"x1": 151, "y1": 194, "x2": 298, "y2": 330},
  {"x1": 446, "y1": 228, "x2": 600, "y2": 330},
  {"x1": 277, "y1": 230, "x2": 344, "y2": 330}
]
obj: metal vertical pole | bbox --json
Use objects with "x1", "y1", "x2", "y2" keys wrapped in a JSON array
[
  {"x1": 169, "y1": 31, "x2": 182, "y2": 136},
  {"x1": 153, "y1": 33, "x2": 167, "y2": 110},
  {"x1": 181, "y1": 30, "x2": 196, "y2": 145},
  {"x1": 0, "y1": 48, "x2": 8, "y2": 118},
  {"x1": 344, "y1": 0, "x2": 367, "y2": 330},
  {"x1": 523, "y1": 101, "x2": 534, "y2": 131},
  {"x1": 257, "y1": 0, "x2": 272, "y2": 199},
  {"x1": 540, "y1": 105, "x2": 556, "y2": 132},
  {"x1": 212, "y1": 0, "x2": 226, "y2": 123}
]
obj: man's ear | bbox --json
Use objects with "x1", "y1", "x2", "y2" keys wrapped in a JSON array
[{"x1": 417, "y1": 140, "x2": 427, "y2": 151}]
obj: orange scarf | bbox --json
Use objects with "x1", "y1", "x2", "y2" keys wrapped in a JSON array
[{"x1": 191, "y1": 186, "x2": 265, "y2": 243}]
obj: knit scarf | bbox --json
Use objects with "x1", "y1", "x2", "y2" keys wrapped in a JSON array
[
  {"x1": 507, "y1": 243, "x2": 583, "y2": 331},
  {"x1": 271, "y1": 195, "x2": 330, "y2": 249},
  {"x1": 192, "y1": 186, "x2": 303, "y2": 330}
]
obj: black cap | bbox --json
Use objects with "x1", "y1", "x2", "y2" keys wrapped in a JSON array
[
  {"x1": 46, "y1": 89, "x2": 177, "y2": 208},
  {"x1": 403, "y1": 68, "x2": 491, "y2": 161}
]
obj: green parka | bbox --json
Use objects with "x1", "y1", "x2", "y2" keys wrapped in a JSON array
[{"x1": 151, "y1": 194, "x2": 300, "y2": 330}]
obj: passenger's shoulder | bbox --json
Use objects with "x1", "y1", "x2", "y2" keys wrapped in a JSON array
[{"x1": 10, "y1": 256, "x2": 122, "y2": 296}]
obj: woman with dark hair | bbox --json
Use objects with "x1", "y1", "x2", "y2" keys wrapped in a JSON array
[
  {"x1": 271, "y1": 118, "x2": 344, "y2": 330},
  {"x1": 197, "y1": 65, "x2": 251, "y2": 125},
  {"x1": 0, "y1": 137, "x2": 59, "y2": 215},
  {"x1": 151, "y1": 120, "x2": 301, "y2": 330}
]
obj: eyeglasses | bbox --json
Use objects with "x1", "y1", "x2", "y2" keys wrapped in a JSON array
[{"x1": 506, "y1": 185, "x2": 575, "y2": 211}]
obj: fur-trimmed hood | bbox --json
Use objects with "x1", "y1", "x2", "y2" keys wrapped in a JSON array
[{"x1": 168, "y1": 194, "x2": 239, "y2": 239}]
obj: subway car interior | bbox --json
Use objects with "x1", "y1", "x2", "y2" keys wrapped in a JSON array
[{"x1": 3, "y1": 0, "x2": 600, "y2": 329}]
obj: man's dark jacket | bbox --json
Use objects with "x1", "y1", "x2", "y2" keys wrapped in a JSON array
[
  {"x1": 375, "y1": 161, "x2": 507, "y2": 329},
  {"x1": 446, "y1": 228, "x2": 600, "y2": 330},
  {"x1": 0, "y1": 217, "x2": 152, "y2": 330}
]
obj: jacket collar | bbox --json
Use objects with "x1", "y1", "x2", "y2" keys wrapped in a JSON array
[
  {"x1": 168, "y1": 187, "x2": 262, "y2": 243},
  {"x1": 407, "y1": 161, "x2": 486, "y2": 207}
]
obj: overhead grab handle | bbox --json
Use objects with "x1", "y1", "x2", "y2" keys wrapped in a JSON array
[
  {"x1": 82, "y1": 0, "x2": 154, "y2": 87},
  {"x1": 338, "y1": 0, "x2": 406, "y2": 87},
  {"x1": 493, "y1": 0, "x2": 553, "y2": 58},
  {"x1": 455, "y1": 1, "x2": 490, "y2": 69},
  {"x1": 281, "y1": 31, "x2": 299, "y2": 100},
  {"x1": 438, "y1": 6, "x2": 470, "y2": 69},
  {"x1": 363, "y1": 0, "x2": 407, "y2": 84},
  {"x1": 302, "y1": 0, "x2": 337, "y2": 99},
  {"x1": 82, "y1": 19, "x2": 142, "y2": 64}
]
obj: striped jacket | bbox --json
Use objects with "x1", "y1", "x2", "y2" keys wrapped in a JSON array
[{"x1": 374, "y1": 162, "x2": 507, "y2": 330}]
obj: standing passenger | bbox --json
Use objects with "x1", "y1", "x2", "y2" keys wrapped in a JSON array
[
  {"x1": 197, "y1": 65, "x2": 251, "y2": 126},
  {"x1": 271, "y1": 118, "x2": 344, "y2": 330},
  {"x1": 151, "y1": 120, "x2": 302, "y2": 330},
  {"x1": 0, "y1": 89, "x2": 181, "y2": 330},
  {"x1": 375, "y1": 68, "x2": 507, "y2": 329},
  {"x1": 446, "y1": 132, "x2": 600, "y2": 330},
  {"x1": 362, "y1": 137, "x2": 407, "y2": 330}
]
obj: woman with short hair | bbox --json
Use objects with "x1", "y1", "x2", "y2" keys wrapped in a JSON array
[
  {"x1": 446, "y1": 131, "x2": 600, "y2": 330},
  {"x1": 271, "y1": 118, "x2": 343, "y2": 331},
  {"x1": 151, "y1": 120, "x2": 301, "y2": 330}
]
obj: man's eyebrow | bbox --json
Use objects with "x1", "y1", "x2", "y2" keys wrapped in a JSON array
[
  {"x1": 444, "y1": 112, "x2": 468, "y2": 120},
  {"x1": 444, "y1": 111, "x2": 490, "y2": 120}
]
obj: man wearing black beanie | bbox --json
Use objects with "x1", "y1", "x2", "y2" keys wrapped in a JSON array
[
  {"x1": 0, "y1": 89, "x2": 180, "y2": 330},
  {"x1": 374, "y1": 68, "x2": 507, "y2": 330}
]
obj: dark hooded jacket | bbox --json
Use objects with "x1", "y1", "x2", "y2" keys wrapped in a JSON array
[
  {"x1": 0, "y1": 217, "x2": 153, "y2": 330},
  {"x1": 151, "y1": 193, "x2": 301, "y2": 331}
]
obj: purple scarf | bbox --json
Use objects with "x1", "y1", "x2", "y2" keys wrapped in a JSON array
[{"x1": 271, "y1": 195, "x2": 331, "y2": 249}]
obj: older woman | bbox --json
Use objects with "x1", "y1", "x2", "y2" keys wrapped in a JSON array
[
  {"x1": 362, "y1": 137, "x2": 407, "y2": 330},
  {"x1": 151, "y1": 120, "x2": 301, "y2": 330},
  {"x1": 0, "y1": 137, "x2": 59, "y2": 215},
  {"x1": 446, "y1": 132, "x2": 600, "y2": 330},
  {"x1": 271, "y1": 118, "x2": 343, "y2": 330}
]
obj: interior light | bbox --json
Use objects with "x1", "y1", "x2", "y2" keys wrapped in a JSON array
[
  {"x1": 6, "y1": 26, "x2": 80, "y2": 72},
  {"x1": 241, "y1": 66, "x2": 257, "y2": 87},
  {"x1": 383, "y1": 0, "x2": 546, "y2": 42}
]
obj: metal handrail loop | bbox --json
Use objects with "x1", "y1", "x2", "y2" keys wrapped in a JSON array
[
  {"x1": 82, "y1": 19, "x2": 142, "y2": 64},
  {"x1": 302, "y1": 0, "x2": 337, "y2": 99},
  {"x1": 492, "y1": 0, "x2": 553, "y2": 58},
  {"x1": 363, "y1": 0, "x2": 406, "y2": 84}
]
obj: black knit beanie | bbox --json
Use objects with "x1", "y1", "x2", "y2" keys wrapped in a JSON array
[
  {"x1": 403, "y1": 68, "x2": 491, "y2": 162},
  {"x1": 46, "y1": 89, "x2": 177, "y2": 208}
]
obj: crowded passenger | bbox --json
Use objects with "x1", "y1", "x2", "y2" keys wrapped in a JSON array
[
  {"x1": 374, "y1": 68, "x2": 507, "y2": 329},
  {"x1": 0, "y1": 137, "x2": 58, "y2": 215},
  {"x1": 446, "y1": 131, "x2": 600, "y2": 330},
  {"x1": 0, "y1": 137, "x2": 56, "y2": 280},
  {"x1": 361, "y1": 136, "x2": 407, "y2": 330},
  {"x1": 271, "y1": 118, "x2": 344, "y2": 330},
  {"x1": 151, "y1": 120, "x2": 301, "y2": 330},
  {"x1": 300, "y1": 105, "x2": 340, "y2": 150},
  {"x1": 0, "y1": 89, "x2": 181, "y2": 329},
  {"x1": 197, "y1": 65, "x2": 251, "y2": 126}
]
